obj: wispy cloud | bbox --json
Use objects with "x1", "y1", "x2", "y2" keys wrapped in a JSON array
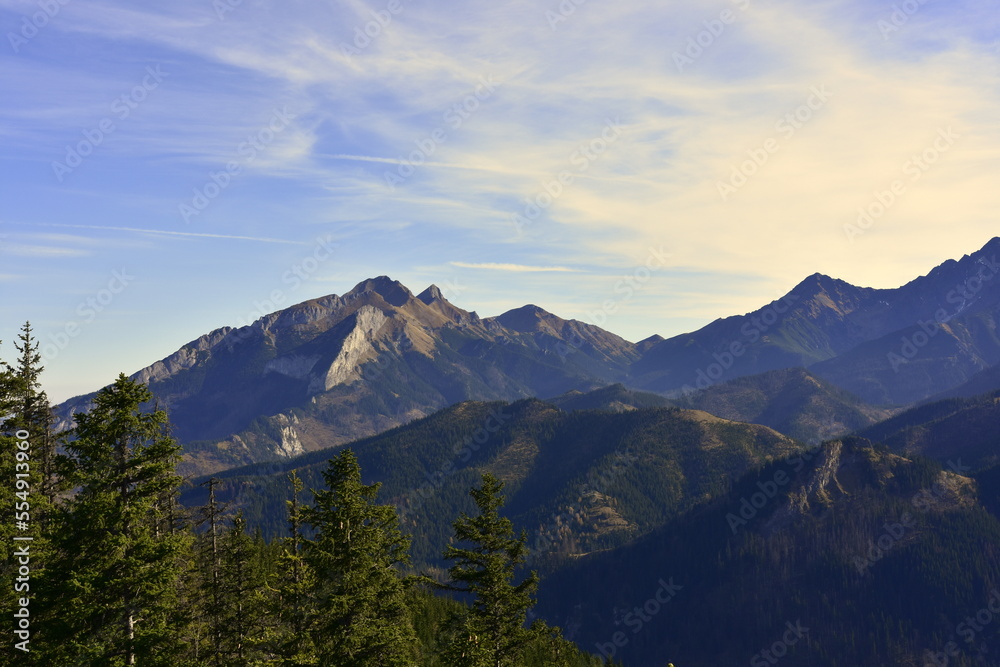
[
  {"x1": 28, "y1": 224, "x2": 306, "y2": 245},
  {"x1": 2, "y1": 244, "x2": 90, "y2": 258},
  {"x1": 451, "y1": 262, "x2": 578, "y2": 272}
]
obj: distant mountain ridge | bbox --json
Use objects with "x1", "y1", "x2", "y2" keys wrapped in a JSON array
[
  {"x1": 672, "y1": 367, "x2": 895, "y2": 444},
  {"x1": 54, "y1": 237, "x2": 1000, "y2": 477},
  {"x1": 632, "y1": 237, "x2": 1000, "y2": 404},
  {"x1": 857, "y1": 390, "x2": 1000, "y2": 470}
]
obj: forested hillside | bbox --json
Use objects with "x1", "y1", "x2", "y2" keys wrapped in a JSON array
[
  {"x1": 537, "y1": 438, "x2": 1000, "y2": 666},
  {"x1": 180, "y1": 397, "x2": 802, "y2": 570}
]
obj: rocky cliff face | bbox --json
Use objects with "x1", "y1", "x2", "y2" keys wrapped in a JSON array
[{"x1": 306, "y1": 305, "x2": 388, "y2": 394}]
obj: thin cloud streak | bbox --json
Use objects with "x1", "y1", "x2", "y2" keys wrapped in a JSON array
[
  {"x1": 28, "y1": 224, "x2": 306, "y2": 245},
  {"x1": 450, "y1": 262, "x2": 578, "y2": 272}
]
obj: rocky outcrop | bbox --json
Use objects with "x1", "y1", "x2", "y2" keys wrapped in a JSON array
[
  {"x1": 308, "y1": 305, "x2": 389, "y2": 394},
  {"x1": 274, "y1": 413, "x2": 304, "y2": 458}
]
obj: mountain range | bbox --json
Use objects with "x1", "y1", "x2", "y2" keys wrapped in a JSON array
[{"x1": 55, "y1": 237, "x2": 1000, "y2": 479}]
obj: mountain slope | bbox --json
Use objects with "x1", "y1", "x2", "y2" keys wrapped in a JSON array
[
  {"x1": 672, "y1": 367, "x2": 895, "y2": 444},
  {"x1": 56, "y1": 277, "x2": 641, "y2": 476},
  {"x1": 928, "y1": 359, "x2": 1000, "y2": 401},
  {"x1": 536, "y1": 437, "x2": 999, "y2": 666},
  {"x1": 546, "y1": 384, "x2": 674, "y2": 413},
  {"x1": 180, "y1": 399, "x2": 803, "y2": 570},
  {"x1": 857, "y1": 391, "x2": 1000, "y2": 470}
]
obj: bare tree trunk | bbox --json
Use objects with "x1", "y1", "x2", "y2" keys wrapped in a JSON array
[
  {"x1": 126, "y1": 606, "x2": 136, "y2": 666},
  {"x1": 208, "y1": 477, "x2": 221, "y2": 667}
]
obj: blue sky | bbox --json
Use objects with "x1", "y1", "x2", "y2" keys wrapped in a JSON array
[{"x1": 1, "y1": 0, "x2": 998, "y2": 403}]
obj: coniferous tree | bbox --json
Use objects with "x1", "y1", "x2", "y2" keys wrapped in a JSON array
[
  {"x1": 13, "y1": 323, "x2": 61, "y2": 545},
  {"x1": 11, "y1": 323, "x2": 48, "y2": 426},
  {"x1": 198, "y1": 476, "x2": 228, "y2": 666},
  {"x1": 40, "y1": 374, "x2": 188, "y2": 665},
  {"x1": 4, "y1": 324, "x2": 60, "y2": 519},
  {"x1": 302, "y1": 449, "x2": 418, "y2": 666},
  {"x1": 270, "y1": 470, "x2": 318, "y2": 665},
  {"x1": 443, "y1": 473, "x2": 539, "y2": 667},
  {"x1": 215, "y1": 512, "x2": 270, "y2": 665}
]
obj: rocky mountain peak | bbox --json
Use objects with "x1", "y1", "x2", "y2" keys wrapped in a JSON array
[
  {"x1": 788, "y1": 272, "x2": 852, "y2": 299},
  {"x1": 346, "y1": 276, "x2": 413, "y2": 307},
  {"x1": 493, "y1": 304, "x2": 564, "y2": 333},
  {"x1": 417, "y1": 284, "x2": 444, "y2": 304}
]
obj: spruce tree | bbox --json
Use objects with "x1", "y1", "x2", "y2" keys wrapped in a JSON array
[
  {"x1": 12, "y1": 323, "x2": 60, "y2": 524},
  {"x1": 11, "y1": 323, "x2": 48, "y2": 428},
  {"x1": 215, "y1": 512, "x2": 270, "y2": 664},
  {"x1": 270, "y1": 469, "x2": 318, "y2": 665},
  {"x1": 302, "y1": 449, "x2": 418, "y2": 666},
  {"x1": 198, "y1": 476, "x2": 228, "y2": 665},
  {"x1": 443, "y1": 473, "x2": 539, "y2": 667},
  {"x1": 40, "y1": 374, "x2": 187, "y2": 665}
]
